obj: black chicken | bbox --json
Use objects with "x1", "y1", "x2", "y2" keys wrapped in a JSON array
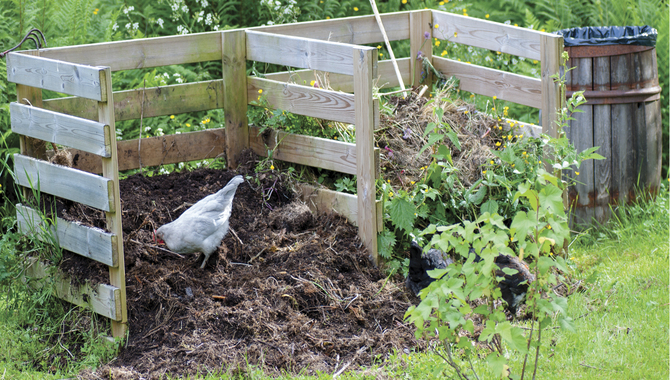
[{"x1": 406, "y1": 241, "x2": 535, "y2": 314}]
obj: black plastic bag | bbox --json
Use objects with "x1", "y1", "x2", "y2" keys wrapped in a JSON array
[{"x1": 555, "y1": 26, "x2": 657, "y2": 47}]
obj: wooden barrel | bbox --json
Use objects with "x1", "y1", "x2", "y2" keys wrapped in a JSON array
[{"x1": 565, "y1": 43, "x2": 662, "y2": 227}]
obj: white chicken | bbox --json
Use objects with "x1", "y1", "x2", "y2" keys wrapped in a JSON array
[{"x1": 153, "y1": 175, "x2": 244, "y2": 269}]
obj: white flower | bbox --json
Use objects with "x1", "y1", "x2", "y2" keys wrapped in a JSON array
[
  {"x1": 132, "y1": 22, "x2": 139, "y2": 31},
  {"x1": 156, "y1": 128, "x2": 164, "y2": 136},
  {"x1": 181, "y1": 5, "x2": 188, "y2": 13},
  {"x1": 175, "y1": 77, "x2": 184, "y2": 83},
  {"x1": 201, "y1": 0, "x2": 209, "y2": 7},
  {"x1": 156, "y1": 18, "x2": 164, "y2": 28},
  {"x1": 112, "y1": 23, "x2": 118, "y2": 31},
  {"x1": 144, "y1": 127, "x2": 152, "y2": 132},
  {"x1": 213, "y1": 25, "x2": 219, "y2": 30},
  {"x1": 163, "y1": 73, "x2": 170, "y2": 78},
  {"x1": 266, "y1": 20, "x2": 274, "y2": 25},
  {"x1": 123, "y1": 6, "x2": 134, "y2": 14},
  {"x1": 125, "y1": 23, "x2": 131, "y2": 30},
  {"x1": 171, "y1": 3, "x2": 179, "y2": 11},
  {"x1": 205, "y1": 13, "x2": 213, "y2": 25},
  {"x1": 504, "y1": 20, "x2": 511, "y2": 25},
  {"x1": 173, "y1": 73, "x2": 181, "y2": 77}
]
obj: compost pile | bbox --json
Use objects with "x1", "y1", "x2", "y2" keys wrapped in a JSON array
[{"x1": 50, "y1": 152, "x2": 419, "y2": 379}]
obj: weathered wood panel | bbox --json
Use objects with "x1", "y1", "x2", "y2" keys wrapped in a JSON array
[
  {"x1": 71, "y1": 128, "x2": 226, "y2": 174},
  {"x1": 541, "y1": 34, "x2": 563, "y2": 139},
  {"x1": 297, "y1": 183, "x2": 358, "y2": 226},
  {"x1": 593, "y1": 57, "x2": 611, "y2": 224},
  {"x1": 247, "y1": 31, "x2": 355, "y2": 75},
  {"x1": 14, "y1": 154, "x2": 113, "y2": 212},
  {"x1": 249, "y1": 126, "x2": 358, "y2": 175},
  {"x1": 16, "y1": 204, "x2": 117, "y2": 267},
  {"x1": 11, "y1": 102, "x2": 110, "y2": 157},
  {"x1": 611, "y1": 53, "x2": 635, "y2": 204},
  {"x1": 16, "y1": 50, "x2": 47, "y2": 163},
  {"x1": 410, "y1": 10, "x2": 432, "y2": 90},
  {"x1": 26, "y1": 260, "x2": 121, "y2": 321},
  {"x1": 431, "y1": 10, "x2": 545, "y2": 61},
  {"x1": 252, "y1": 11, "x2": 409, "y2": 44},
  {"x1": 248, "y1": 77, "x2": 358, "y2": 124},
  {"x1": 353, "y1": 47, "x2": 378, "y2": 264},
  {"x1": 7, "y1": 53, "x2": 105, "y2": 101},
  {"x1": 98, "y1": 67, "x2": 127, "y2": 337},
  {"x1": 38, "y1": 32, "x2": 222, "y2": 72},
  {"x1": 432, "y1": 57, "x2": 542, "y2": 108},
  {"x1": 223, "y1": 30, "x2": 249, "y2": 169},
  {"x1": 569, "y1": 57, "x2": 594, "y2": 226}
]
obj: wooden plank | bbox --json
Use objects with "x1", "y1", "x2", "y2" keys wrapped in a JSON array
[
  {"x1": 252, "y1": 12, "x2": 409, "y2": 44},
  {"x1": 632, "y1": 52, "x2": 648, "y2": 188},
  {"x1": 610, "y1": 53, "x2": 635, "y2": 205},
  {"x1": 432, "y1": 57, "x2": 542, "y2": 108},
  {"x1": 593, "y1": 56, "x2": 611, "y2": 225},
  {"x1": 38, "y1": 32, "x2": 222, "y2": 72},
  {"x1": 249, "y1": 126, "x2": 358, "y2": 175},
  {"x1": 297, "y1": 183, "x2": 358, "y2": 226},
  {"x1": 7, "y1": 52, "x2": 105, "y2": 101},
  {"x1": 246, "y1": 31, "x2": 356, "y2": 76},
  {"x1": 410, "y1": 10, "x2": 433, "y2": 90},
  {"x1": 16, "y1": 50, "x2": 47, "y2": 163},
  {"x1": 26, "y1": 260, "x2": 121, "y2": 321},
  {"x1": 14, "y1": 154, "x2": 113, "y2": 212},
  {"x1": 71, "y1": 128, "x2": 227, "y2": 174},
  {"x1": 379, "y1": 58, "x2": 411, "y2": 90},
  {"x1": 353, "y1": 47, "x2": 379, "y2": 264},
  {"x1": 11, "y1": 102, "x2": 111, "y2": 157},
  {"x1": 44, "y1": 80, "x2": 225, "y2": 122},
  {"x1": 248, "y1": 77, "x2": 358, "y2": 124},
  {"x1": 223, "y1": 30, "x2": 249, "y2": 169},
  {"x1": 431, "y1": 10, "x2": 545, "y2": 61},
  {"x1": 570, "y1": 57, "x2": 594, "y2": 226},
  {"x1": 98, "y1": 67, "x2": 127, "y2": 338},
  {"x1": 540, "y1": 34, "x2": 563, "y2": 139},
  {"x1": 637, "y1": 49, "x2": 662, "y2": 192},
  {"x1": 16, "y1": 204, "x2": 117, "y2": 267}
]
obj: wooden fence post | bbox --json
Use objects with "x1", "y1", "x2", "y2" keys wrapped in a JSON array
[
  {"x1": 98, "y1": 67, "x2": 127, "y2": 338},
  {"x1": 222, "y1": 30, "x2": 249, "y2": 169},
  {"x1": 353, "y1": 47, "x2": 379, "y2": 265},
  {"x1": 410, "y1": 10, "x2": 433, "y2": 91},
  {"x1": 540, "y1": 34, "x2": 563, "y2": 139},
  {"x1": 16, "y1": 50, "x2": 46, "y2": 161}
]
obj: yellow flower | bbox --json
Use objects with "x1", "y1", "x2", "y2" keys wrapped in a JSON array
[
  {"x1": 387, "y1": 179, "x2": 391, "y2": 183},
  {"x1": 470, "y1": 94, "x2": 475, "y2": 98},
  {"x1": 410, "y1": 181, "x2": 415, "y2": 185},
  {"x1": 402, "y1": 0, "x2": 407, "y2": 3},
  {"x1": 435, "y1": 40, "x2": 440, "y2": 46},
  {"x1": 379, "y1": 53, "x2": 384, "y2": 57},
  {"x1": 439, "y1": 1, "x2": 444, "y2": 5},
  {"x1": 514, "y1": 23, "x2": 518, "y2": 27},
  {"x1": 434, "y1": 24, "x2": 440, "y2": 28},
  {"x1": 522, "y1": 151, "x2": 527, "y2": 155},
  {"x1": 333, "y1": 136, "x2": 337, "y2": 139},
  {"x1": 257, "y1": 96, "x2": 261, "y2": 100},
  {"x1": 493, "y1": 95, "x2": 497, "y2": 100},
  {"x1": 547, "y1": 225, "x2": 552, "y2": 230},
  {"x1": 454, "y1": 32, "x2": 458, "y2": 37},
  {"x1": 482, "y1": 170, "x2": 487, "y2": 174},
  {"x1": 485, "y1": 14, "x2": 490, "y2": 19},
  {"x1": 270, "y1": 165, "x2": 275, "y2": 170},
  {"x1": 354, "y1": 7, "x2": 358, "y2": 11},
  {"x1": 464, "y1": 110, "x2": 468, "y2": 114},
  {"x1": 463, "y1": 8, "x2": 467, "y2": 12},
  {"x1": 575, "y1": 171, "x2": 580, "y2": 175},
  {"x1": 93, "y1": 9, "x2": 98, "y2": 14},
  {"x1": 490, "y1": 160, "x2": 494, "y2": 165},
  {"x1": 377, "y1": 45, "x2": 382, "y2": 49},
  {"x1": 492, "y1": 107, "x2": 495, "y2": 111},
  {"x1": 440, "y1": 50, "x2": 447, "y2": 56},
  {"x1": 185, "y1": 123, "x2": 191, "y2": 127},
  {"x1": 389, "y1": 192, "x2": 394, "y2": 197},
  {"x1": 497, "y1": 51, "x2": 502, "y2": 55},
  {"x1": 170, "y1": 115, "x2": 175, "y2": 119},
  {"x1": 326, "y1": 16, "x2": 330, "y2": 19},
  {"x1": 511, "y1": 164, "x2": 515, "y2": 167},
  {"x1": 533, "y1": 60, "x2": 538, "y2": 64},
  {"x1": 466, "y1": 61, "x2": 471, "y2": 64},
  {"x1": 541, "y1": 29, "x2": 546, "y2": 32},
  {"x1": 495, "y1": 142, "x2": 501, "y2": 146},
  {"x1": 310, "y1": 80, "x2": 316, "y2": 86},
  {"x1": 258, "y1": 89, "x2": 263, "y2": 94}
]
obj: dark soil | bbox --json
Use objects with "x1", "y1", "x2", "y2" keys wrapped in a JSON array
[{"x1": 49, "y1": 156, "x2": 420, "y2": 379}]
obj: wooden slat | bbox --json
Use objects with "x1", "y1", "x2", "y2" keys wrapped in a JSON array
[
  {"x1": 410, "y1": 10, "x2": 432, "y2": 89},
  {"x1": 248, "y1": 77, "x2": 357, "y2": 124},
  {"x1": 540, "y1": 34, "x2": 563, "y2": 139},
  {"x1": 252, "y1": 12, "x2": 409, "y2": 44},
  {"x1": 379, "y1": 58, "x2": 411, "y2": 90},
  {"x1": 11, "y1": 102, "x2": 110, "y2": 157},
  {"x1": 246, "y1": 31, "x2": 356, "y2": 75},
  {"x1": 98, "y1": 67, "x2": 127, "y2": 337},
  {"x1": 432, "y1": 57, "x2": 542, "y2": 108},
  {"x1": 7, "y1": 52, "x2": 105, "y2": 101},
  {"x1": 14, "y1": 154, "x2": 113, "y2": 212},
  {"x1": 611, "y1": 53, "x2": 635, "y2": 205},
  {"x1": 38, "y1": 32, "x2": 222, "y2": 72},
  {"x1": 570, "y1": 57, "x2": 594, "y2": 226},
  {"x1": 71, "y1": 128, "x2": 226, "y2": 174},
  {"x1": 16, "y1": 204, "x2": 117, "y2": 267},
  {"x1": 16, "y1": 50, "x2": 47, "y2": 164},
  {"x1": 297, "y1": 184, "x2": 359, "y2": 226},
  {"x1": 223, "y1": 30, "x2": 249, "y2": 169},
  {"x1": 249, "y1": 126, "x2": 358, "y2": 175},
  {"x1": 431, "y1": 10, "x2": 545, "y2": 61},
  {"x1": 637, "y1": 49, "x2": 662, "y2": 191},
  {"x1": 593, "y1": 56, "x2": 611, "y2": 225},
  {"x1": 353, "y1": 47, "x2": 378, "y2": 264},
  {"x1": 26, "y1": 260, "x2": 121, "y2": 321}
]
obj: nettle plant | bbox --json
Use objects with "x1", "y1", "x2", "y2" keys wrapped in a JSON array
[{"x1": 403, "y1": 52, "x2": 602, "y2": 379}]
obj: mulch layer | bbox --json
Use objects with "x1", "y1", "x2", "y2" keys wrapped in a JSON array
[{"x1": 47, "y1": 159, "x2": 422, "y2": 379}]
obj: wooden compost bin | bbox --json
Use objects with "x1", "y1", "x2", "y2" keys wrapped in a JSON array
[
  {"x1": 7, "y1": 10, "x2": 563, "y2": 338},
  {"x1": 565, "y1": 43, "x2": 663, "y2": 226}
]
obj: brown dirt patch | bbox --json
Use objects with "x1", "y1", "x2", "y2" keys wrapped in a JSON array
[{"x1": 45, "y1": 159, "x2": 420, "y2": 379}]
